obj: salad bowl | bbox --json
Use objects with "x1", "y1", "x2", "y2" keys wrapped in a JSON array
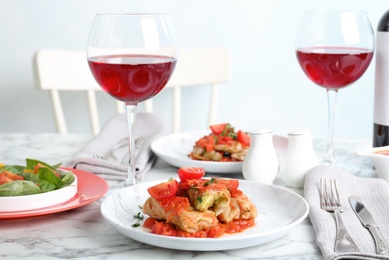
[
  {"x1": 0, "y1": 168, "x2": 78, "y2": 212},
  {"x1": 355, "y1": 146, "x2": 389, "y2": 183}
]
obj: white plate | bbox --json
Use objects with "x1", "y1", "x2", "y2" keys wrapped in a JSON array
[
  {"x1": 0, "y1": 168, "x2": 78, "y2": 212},
  {"x1": 151, "y1": 131, "x2": 287, "y2": 173},
  {"x1": 100, "y1": 179, "x2": 309, "y2": 251}
]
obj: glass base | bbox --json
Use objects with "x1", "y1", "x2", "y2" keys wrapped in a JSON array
[
  {"x1": 321, "y1": 161, "x2": 360, "y2": 174},
  {"x1": 337, "y1": 163, "x2": 360, "y2": 174}
]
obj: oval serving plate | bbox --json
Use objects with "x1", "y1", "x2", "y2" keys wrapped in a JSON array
[
  {"x1": 151, "y1": 131, "x2": 287, "y2": 173},
  {"x1": 100, "y1": 178, "x2": 309, "y2": 251}
]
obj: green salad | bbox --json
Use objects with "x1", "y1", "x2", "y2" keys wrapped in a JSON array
[{"x1": 0, "y1": 159, "x2": 75, "y2": 197}]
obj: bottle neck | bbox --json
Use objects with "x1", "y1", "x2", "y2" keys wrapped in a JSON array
[{"x1": 378, "y1": 9, "x2": 389, "y2": 32}]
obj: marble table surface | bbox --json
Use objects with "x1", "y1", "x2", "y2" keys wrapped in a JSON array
[{"x1": 0, "y1": 133, "x2": 377, "y2": 259}]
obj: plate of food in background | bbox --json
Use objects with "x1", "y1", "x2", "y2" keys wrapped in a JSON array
[{"x1": 151, "y1": 123, "x2": 287, "y2": 173}]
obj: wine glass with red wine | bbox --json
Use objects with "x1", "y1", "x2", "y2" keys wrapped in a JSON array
[
  {"x1": 295, "y1": 11, "x2": 374, "y2": 168},
  {"x1": 87, "y1": 14, "x2": 176, "y2": 186}
]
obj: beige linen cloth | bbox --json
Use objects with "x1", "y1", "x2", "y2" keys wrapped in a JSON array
[
  {"x1": 304, "y1": 165, "x2": 389, "y2": 260},
  {"x1": 67, "y1": 112, "x2": 166, "y2": 182}
]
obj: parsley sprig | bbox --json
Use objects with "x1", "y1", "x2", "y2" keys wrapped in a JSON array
[
  {"x1": 203, "y1": 178, "x2": 217, "y2": 187},
  {"x1": 132, "y1": 206, "x2": 145, "y2": 228}
]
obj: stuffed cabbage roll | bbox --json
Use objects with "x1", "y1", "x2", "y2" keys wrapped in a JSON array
[
  {"x1": 191, "y1": 146, "x2": 223, "y2": 161},
  {"x1": 143, "y1": 196, "x2": 218, "y2": 233},
  {"x1": 186, "y1": 183, "x2": 230, "y2": 215},
  {"x1": 217, "y1": 193, "x2": 258, "y2": 223}
]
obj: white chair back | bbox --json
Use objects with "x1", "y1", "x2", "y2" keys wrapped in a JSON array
[{"x1": 33, "y1": 47, "x2": 231, "y2": 134}]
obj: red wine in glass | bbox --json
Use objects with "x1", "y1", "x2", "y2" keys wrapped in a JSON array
[
  {"x1": 87, "y1": 13, "x2": 177, "y2": 186},
  {"x1": 88, "y1": 54, "x2": 177, "y2": 104},
  {"x1": 296, "y1": 47, "x2": 373, "y2": 89},
  {"x1": 296, "y1": 46, "x2": 373, "y2": 164},
  {"x1": 295, "y1": 12, "x2": 374, "y2": 169}
]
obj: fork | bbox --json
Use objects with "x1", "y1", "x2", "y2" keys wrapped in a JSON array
[{"x1": 320, "y1": 178, "x2": 360, "y2": 253}]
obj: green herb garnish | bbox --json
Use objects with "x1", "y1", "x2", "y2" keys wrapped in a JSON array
[
  {"x1": 132, "y1": 211, "x2": 145, "y2": 228},
  {"x1": 133, "y1": 212, "x2": 144, "y2": 220},
  {"x1": 203, "y1": 178, "x2": 216, "y2": 187}
]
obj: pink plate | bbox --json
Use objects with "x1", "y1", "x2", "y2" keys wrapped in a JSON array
[{"x1": 0, "y1": 168, "x2": 108, "y2": 219}]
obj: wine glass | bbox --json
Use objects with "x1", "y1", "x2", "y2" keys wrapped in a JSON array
[
  {"x1": 86, "y1": 13, "x2": 177, "y2": 186},
  {"x1": 295, "y1": 11, "x2": 374, "y2": 167}
]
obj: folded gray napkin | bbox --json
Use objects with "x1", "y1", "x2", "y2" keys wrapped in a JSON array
[
  {"x1": 304, "y1": 165, "x2": 389, "y2": 260},
  {"x1": 67, "y1": 112, "x2": 167, "y2": 182}
]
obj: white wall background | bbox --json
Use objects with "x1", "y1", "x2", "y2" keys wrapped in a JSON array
[{"x1": 1, "y1": 0, "x2": 387, "y2": 141}]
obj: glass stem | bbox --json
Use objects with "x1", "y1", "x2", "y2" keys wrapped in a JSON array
[
  {"x1": 124, "y1": 103, "x2": 138, "y2": 186},
  {"x1": 324, "y1": 89, "x2": 338, "y2": 165}
]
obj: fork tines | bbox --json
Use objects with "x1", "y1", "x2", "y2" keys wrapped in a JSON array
[
  {"x1": 320, "y1": 178, "x2": 342, "y2": 211},
  {"x1": 319, "y1": 177, "x2": 360, "y2": 252}
]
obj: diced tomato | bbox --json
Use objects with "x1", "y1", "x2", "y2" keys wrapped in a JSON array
[
  {"x1": 143, "y1": 217, "x2": 158, "y2": 229},
  {"x1": 230, "y1": 189, "x2": 243, "y2": 198},
  {"x1": 217, "y1": 179, "x2": 239, "y2": 191},
  {"x1": 177, "y1": 178, "x2": 212, "y2": 195},
  {"x1": 195, "y1": 135, "x2": 215, "y2": 152},
  {"x1": 176, "y1": 181, "x2": 191, "y2": 196},
  {"x1": 210, "y1": 123, "x2": 227, "y2": 135},
  {"x1": 217, "y1": 135, "x2": 234, "y2": 145},
  {"x1": 237, "y1": 130, "x2": 250, "y2": 146},
  {"x1": 147, "y1": 179, "x2": 178, "y2": 200},
  {"x1": 0, "y1": 171, "x2": 24, "y2": 185},
  {"x1": 207, "y1": 226, "x2": 224, "y2": 238},
  {"x1": 177, "y1": 167, "x2": 205, "y2": 182},
  {"x1": 205, "y1": 141, "x2": 214, "y2": 152},
  {"x1": 0, "y1": 174, "x2": 11, "y2": 185},
  {"x1": 151, "y1": 221, "x2": 178, "y2": 237}
]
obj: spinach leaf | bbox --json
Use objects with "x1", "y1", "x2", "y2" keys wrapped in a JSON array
[
  {"x1": 0, "y1": 180, "x2": 42, "y2": 196},
  {"x1": 61, "y1": 172, "x2": 76, "y2": 187},
  {"x1": 37, "y1": 167, "x2": 62, "y2": 186},
  {"x1": 38, "y1": 180, "x2": 56, "y2": 192},
  {"x1": 25, "y1": 158, "x2": 61, "y2": 172},
  {"x1": 0, "y1": 165, "x2": 24, "y2": 175},
  {"x1": 22, "y1": 172, "x2": 40, "y2": 183}
]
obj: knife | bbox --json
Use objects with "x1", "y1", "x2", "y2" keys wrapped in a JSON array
[{"x1": 349, "y1": 195, "x2": 389, "y2": 254}]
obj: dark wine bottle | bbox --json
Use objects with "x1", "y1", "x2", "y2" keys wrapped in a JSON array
[{"x1": 373, "y1": 9, "x2": 389, "y2": 147}]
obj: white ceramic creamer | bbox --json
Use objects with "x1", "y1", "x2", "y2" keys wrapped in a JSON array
[
  {"x1": 279, "y1": 130, "x2": 319, "y2": 188},
  {"x1": 242, "y1": 129, "x2": 278, "y2": 185}
]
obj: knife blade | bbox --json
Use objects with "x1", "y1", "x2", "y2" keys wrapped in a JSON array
[{"x1": 349, "y1": 195, "x2": 389, "y2": 254}]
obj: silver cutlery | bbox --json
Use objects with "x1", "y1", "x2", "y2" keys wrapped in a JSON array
[
  {"x1": 349, "y1": 195, "x2": 389, "y2": 254},
  {"x1": 320, "y1": 178, "x2": 360, "y2": 253}
]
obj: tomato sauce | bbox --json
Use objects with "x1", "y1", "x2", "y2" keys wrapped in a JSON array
[
  {"x1": 181, "y1": 178, "x2": 237, "y2": 193},
  {"x1": 143, "y1": 217, "x2": 255, "y2": 238},
  {"x1": 157, "y1": 196, "x2": 190, "y2": 221}
]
